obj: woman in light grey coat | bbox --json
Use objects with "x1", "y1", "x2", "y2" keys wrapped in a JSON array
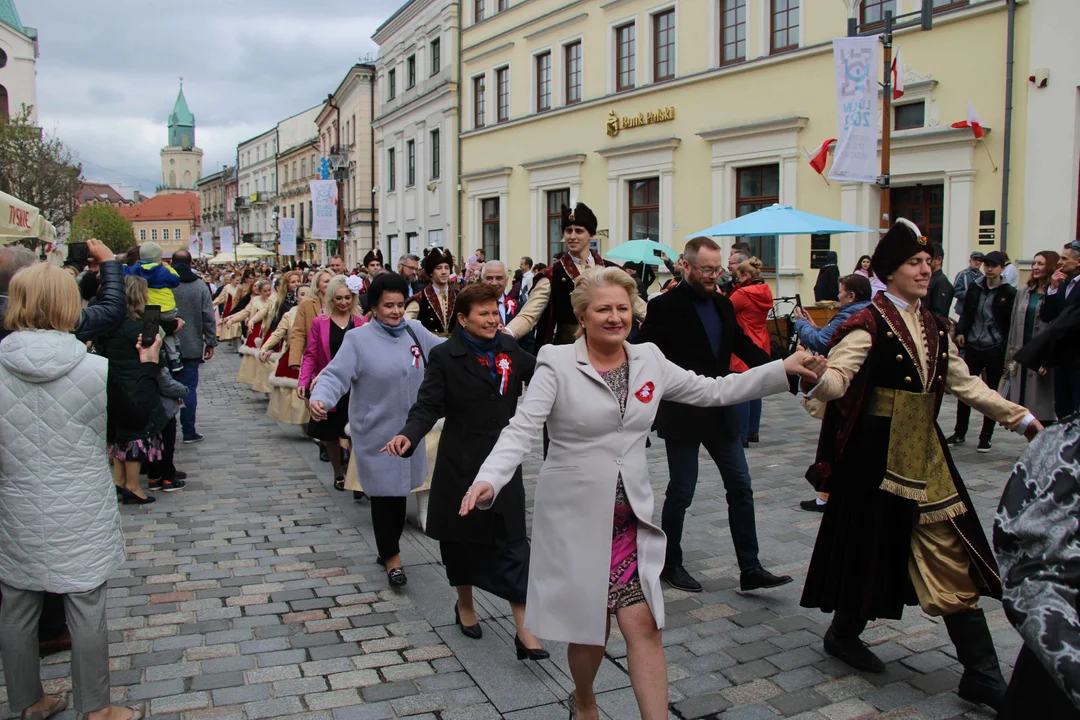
[
  {"x1": 1006, "y1": 250, "x2": 1058, "y2": 423},
  {"x1": 310, "y1": 273, "x2": 443, "y2": 588},
  {"x1": 0, "y1": 263, "x2": 147, "y2": 720},
  {"x1": 462, "y1": 267, "x2": 823, "y2": 720}
]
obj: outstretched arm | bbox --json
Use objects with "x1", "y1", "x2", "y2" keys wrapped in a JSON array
[{"x1": 658, "y1": 345, "x2": 792, "y2": 407}]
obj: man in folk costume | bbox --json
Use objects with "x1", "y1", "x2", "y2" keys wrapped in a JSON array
[
  {"x1": 799, "y1": 218, "x2": 1043, "y2": 711},
  {"x1": 504, "y1": 202, "x2": 646, "y2": 347},
  {"x1": 406, "y1": 247, "x2": 458, "y2": 336}
]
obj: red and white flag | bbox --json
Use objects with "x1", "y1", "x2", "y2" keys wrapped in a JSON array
[
  {"x1": 803, "y1": 138, "x2": 836, "y2": 175},
  {"x1": 891, "y1": 48, "x2": 904, "y2": 100},
  {"x1": 951, "y1": 101, "x2": 985, "y2": 139}
]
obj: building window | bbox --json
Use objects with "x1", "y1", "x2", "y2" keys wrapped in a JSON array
[
  {"x1": 616, "y1": 23, "x2": 636, "y2": 92},
  {"x1": 497, "y1": 0, "x2": 509, "y2": 9},
  {"x1": 565, "y1": 41, "x2": 582, "y2": 105},
  {"x1": 300, "y1": 203, "x2": 305, "y2": 230},
  {"x1": 547, "y1": 189, "x2": 570, "y2": 261},
  {"x1": 430, "y1": 129, "x2": 441, "y2": 179},
  {"x1": 536, "y1": 52, "x2": 552, "y2": 112},
  {"x1": 893, "y1": 185, "x2": 944, "y2": 249},
  {"x1": 628, "y1": 178, "x2": 660, "y2": 241},
  {"x1": 894, "y1": 102, "x2": 925, "y2": 131},
  {"x1": 406, "y1": 140, "x2": 416, "y2": 186},
  {"x1": 388, "y1": 69, "x2": 397, "y2": 100},
  {"x1": 407, "y1": 55, "x2": 416, "y2": 89},
  {"x1": 771, "y1": 0, "x2": 799, "y2": 54},
  {"x1": 860, "y1": 0, "x2": 896, "y2": 27},
  {"x1": 497, "y1": 67, "x2": 510, "y2": 122},
  {"x1": 139, "y1": 229, "x2": 146, "y2": 242},
  {"x1": 388, "y1": 149, "x2": 396, "y2": 192},
  {"x1": 482, "y1": 198, "x2": 500, "y2": 260},
  {"x1": 653, "y1": 10, "x2": 675, "y2": 82},
  {"x1": 720, "y1": 0, "x2": 747, "y2": 65},
  {"x1": 307, "y1": 201, "x2": 312, "y2": 228},
  {"x1": 735, "y1": 164, "x2": 780, "y2": 269},
  {"x1": 932, "y1": 0, "x2": 968, "y2": 12},
  {"x1": 301, "y1": 158, "x2": 307, "y2": 177},
  {"x1": 431, "y1": 38, "x2": 441, "y2": 75},
  {"x1": 474, "y1": 75, "x2": 487, "y2": 128},
  {"x1": 476, "y1": 0, "x2": 485, "y2": 22},
  {"x1": 151, "y1": 228, "x2": 158, "y2": 241},
  {"x1": 175, "y1": 228, "x2": 183, "y2": 240},
  {"x1": 310, "y1": 155, "x2": 317, "y2": 175}
]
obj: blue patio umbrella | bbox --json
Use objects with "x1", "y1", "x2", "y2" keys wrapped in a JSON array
[
  {"x1": 605, "y1": 238, "x2": 677, "y2": 265},
  {"x1": 688, "y1": 204, "x2": 873, "y2": 238}
]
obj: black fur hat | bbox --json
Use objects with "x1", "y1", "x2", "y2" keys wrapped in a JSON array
[
  {"x1": 422, "y1": 247, "x2": 455, "y2": 276},
  {"x1": 362, "y1": 248, "x2": 383, "y2": 266},
  {"x1": 871, "y1": 218, "x2": 931, "y2": 279},
  {"x1": 561, "y1": 202, "x2": 598, "y2": 236}
]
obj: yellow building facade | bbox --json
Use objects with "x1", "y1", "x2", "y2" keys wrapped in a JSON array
[{"x1": 458, "y1": 0, "x2": 1034, "y2": 297}]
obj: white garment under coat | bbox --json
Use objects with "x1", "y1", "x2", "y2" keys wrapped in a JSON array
[
  {"x1": 472, "y1": 338, "x2": 789, "y2": 646},
  {"x1": 309, "y1": 320, "x2": 444, "y2": 497},
  {"x1": 0, "y1": 330, "x2": 126, "y2": 593}
]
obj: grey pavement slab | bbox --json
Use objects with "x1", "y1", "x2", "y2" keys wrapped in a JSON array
[{"x1": 0, "y1": 348, "x2": 1018, "y2": 719}]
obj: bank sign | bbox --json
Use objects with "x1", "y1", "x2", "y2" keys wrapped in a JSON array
[{"x1": 606, "y1": 107, "x2": 676, "y2": 138}]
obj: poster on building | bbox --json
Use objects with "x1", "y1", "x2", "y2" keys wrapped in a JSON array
[
  {"x1": 310, "y1": 180, "x2": 338, "y2": 240},
  {"x1": 829, "y1": 37, "x2": 879, "y2": 185},
  {"x1": 279, "y1": 217, "x2": 297, "y2": 256},
  {"x1": 390, "y1": 236, "x2": 401, "y2": 266},
  {"x1": 409, "y1": 234, "x2": 420, "y2": 256},
  {"x1": 201, "y1": 231, "x2": 213, "y2": 256},
  {"x1": 220, "y1": 226, "x2": 234, "y2": 254}
]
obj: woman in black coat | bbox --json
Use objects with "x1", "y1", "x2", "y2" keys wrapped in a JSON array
[
  {"x1": 384, "y1": 283, "x2": 548, "y2": 660},
  {"x1": 814, "y1": 250, "x2": 841, "y2": 302}
]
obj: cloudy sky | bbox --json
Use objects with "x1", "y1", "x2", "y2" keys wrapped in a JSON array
[{"x1": 22, "y1": 0, "x2": 402, "y2": 194}]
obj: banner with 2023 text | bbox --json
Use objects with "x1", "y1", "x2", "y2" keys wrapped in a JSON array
[
  {"x1": 279, "y1": 217, "x2": 297, "y2": 256},
  {"x1": 829, "y1": 37, "x2": 879, "y2": 185},
  {"x1": 309, "y1": 180, "x2": 338, "y2": 240}
]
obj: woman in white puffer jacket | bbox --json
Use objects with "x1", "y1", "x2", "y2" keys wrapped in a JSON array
[{"x1": 0, "y1": 263, "x2": 150, "y2": 720}]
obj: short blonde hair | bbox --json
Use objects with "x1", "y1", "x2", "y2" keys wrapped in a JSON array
[
  {"x1": 736, "y1": 256, "x2": 764, "y2": 281},
  {"x1": 570, "y1": 266, "x2": 638, "y2": 338},
  {"x1": 310, "y1": 269, "x2": 333, "y2": 300},
  {"x1": 324, "y1": 275, "x2": 359, "y2": 314},
  {"x1": 125, "y1": 275, "x2": 149, "y2": 320},
  {"x1": 4, "y1": 263, "x2": 82, "y2": 333}
]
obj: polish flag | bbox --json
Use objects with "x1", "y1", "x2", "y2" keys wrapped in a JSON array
[
  {"x1": 891, "y1": 49, "x2": 904, "y2": 100},
  {"x1": 803, "y1": 138, "x2": 836, "y2": 175},
  {"x1": 951, "y1": 102, "x2": 985, "y2": 139}
]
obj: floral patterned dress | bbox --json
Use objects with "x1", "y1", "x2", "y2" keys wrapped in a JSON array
[{"x1": 598, "y1": 360, "x2": 646, "y2": 612}]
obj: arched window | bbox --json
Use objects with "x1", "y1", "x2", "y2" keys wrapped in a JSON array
[
  {"x1": 0, "y1": 85, "x2": 8, "y2": 121},
  {"x1": 169, "y1": 170, "x2": 176, "y2": 187}
]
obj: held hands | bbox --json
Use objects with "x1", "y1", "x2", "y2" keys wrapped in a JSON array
[
  {"x1": 309, "y1": 400, "x2": 327, "y2": 421},
  {"x1": 1024, "y1": 419, "x2": 1044, "y2": 442},
  {"x1": 459, "y1": 482, "x2": 494, "y2": 516},
  {"x1": 380, "y1": 435, "x2": 412, "y2": 457},
  {"x1": 259, "y1": 350, "x2": 272, "y2": 363},
  {"x1": 783, "y1": 350, "x2": 828, "y2": 383}
]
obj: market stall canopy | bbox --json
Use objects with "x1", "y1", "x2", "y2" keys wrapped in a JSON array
[
  {"x1": 207, "y1": 243, "x2": 275, "y2": 264},
  {"x1": 688, "y1": 204, "x2": 873, "y2": 238},
  {"x1": 0, "y1": 190, "x2": 58, "y2": 245},
  {"x1": 606, "y1": 238, "x2": 678, "y2": 265}
]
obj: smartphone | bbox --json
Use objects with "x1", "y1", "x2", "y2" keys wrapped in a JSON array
[{"x1": 142, "y1": 305, "x2": 161, "y2": 348}]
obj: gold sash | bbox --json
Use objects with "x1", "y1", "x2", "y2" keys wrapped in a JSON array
[{"x1": 865, "y1": 388, "x2": 966, "y2": 524}]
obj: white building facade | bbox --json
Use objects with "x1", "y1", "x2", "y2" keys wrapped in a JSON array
[
  {"x1": 0, "y1": 0, "x2": 37, "y2": 123},
  {"x1": 237, "y1": 128, "x2": 278, "y2": 248},
  {"x1": 373, "y1": 0, "x2": 459, "y2": 265}
]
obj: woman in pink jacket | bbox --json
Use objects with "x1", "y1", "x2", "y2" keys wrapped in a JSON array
[
  {"x1": 729, "y1": 257, "x2": 774, "y2": 447},
  {"x1": 299, "y1": 275, "x2": 367, "y2": 490}
]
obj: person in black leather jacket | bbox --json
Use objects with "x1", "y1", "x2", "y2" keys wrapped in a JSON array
[{"x1": 74, "y1": 239, "x2": 126, "y2": 343}]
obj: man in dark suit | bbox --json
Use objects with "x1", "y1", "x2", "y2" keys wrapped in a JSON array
[
  {"x1": 481, "y1": 260, "x2": 522, "y2": 327},
  {"x1": 1042, "y1": 242, "x2": 1080, "y2": 418},
  {"x1": 638, "y1": 236, "x2": 792, "y2": 593}
]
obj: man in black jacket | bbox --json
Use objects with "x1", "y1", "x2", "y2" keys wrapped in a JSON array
[
  {"x1": 1041, "y1": 243, "x2": 1080, "y2": 419},
  {"x1": 947, "y1": 251, "x2": 1017, "y2": 452},
  {"x1": 926, "y1": 245, "x2": 954, "y2": 320},
  {"x1": 638, "y1": 236, "x2": 792, "y2": 593}
]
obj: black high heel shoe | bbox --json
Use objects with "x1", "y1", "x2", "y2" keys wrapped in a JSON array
[
  {"x1": 119, "y1": 488, "x2": 156, "y2": 505},
  {"x1": 454, "y1": 602, "x2": 482, "y2": 639},
  {"x1": 515, "y1": 634, "x2": 549, "y2": 661}
]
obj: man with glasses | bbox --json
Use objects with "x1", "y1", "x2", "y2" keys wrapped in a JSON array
[
  {"x1": 638, "y1": 236, "x2": 792, "y2": 593},
  {"x1": 396, "y1": 254, "x2": 423, "y2": 297},
  {"x1": 1041, "y1": 242, "x2": 1080, "y2": 418}
]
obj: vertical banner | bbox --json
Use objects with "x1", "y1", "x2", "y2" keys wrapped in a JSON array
[
  {"x1": 828, "y1": 37, "x2": 879, "y2": 185},
  {"x1": 220, "y1": 226, "x2": 234, "y2": 254},
  {"x1": 409, "y1": 234, "x2": 420, "y2": 256},
  {"x1": 389, "y1": 236, "x2": 401, "y2": 266},
  {"x1": 201, "y1": 231, "x2": 213, "y2": 256},
  {"x1": 189, "y1": 234, "x2": 199, "y2": 256},
  {"x1": 279, "y1": 217, "x2": 298, "y2": 256},
  {"x1": 310, "y1": 179, "x2": 339, "y2": 240}
]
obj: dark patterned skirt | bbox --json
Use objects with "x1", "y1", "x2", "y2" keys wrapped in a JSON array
[{"x1": 108, "y1": 436, "x2": 163, "y2": 463}]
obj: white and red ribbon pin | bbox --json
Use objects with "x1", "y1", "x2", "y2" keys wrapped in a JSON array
[
  {"x1": 495, "y1": 353, "x2": 513, "y2": 395},
  {"x1": 505, "y1": 298, "x2": 517, "y2": 316},
  {"x1": 634, "y1": 382, "x2": 655, "y2": 403},
  {"x1": 409, "y1": 345, "x2": 422, "y2": 369}
]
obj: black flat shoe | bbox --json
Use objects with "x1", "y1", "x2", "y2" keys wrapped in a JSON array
[
  {"x1": 800, "y1": 499, "x2": 826, "y2": 512},
  {"x1": 119, "y1": 488, "x2": 156, "y2": 505},
  {"x1": 387, "y1": 567, "x2": 407, "y2": 587},
  {"x1": 740, "y1": 567, "x2": 793, "y2": 592},
  {"x1": 515, "y1": 634, "x2": 549, "y2": 660},
  {"x1": 823, "y1": 626, "x2": 885, "y2": 673},
  {"x1": 747, "y1": 433, "x2": 760, "y2": 443},
  {"x1": 333, "y1": 476, "x2": 345, "y2": 491},
  {"x1": 353, "y1": 491, "x2": 366, "y2": 502},
  {"x1": 661, "y1": 564, "x2": 702, "y2": 593},
  {"x1": 454, "y1": 602, "x2": 482, "y2": 639}
]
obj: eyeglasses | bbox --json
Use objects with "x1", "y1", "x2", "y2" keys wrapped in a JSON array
[{"x1": 689, "y1": 263, "x2": 722, "y2": 277}]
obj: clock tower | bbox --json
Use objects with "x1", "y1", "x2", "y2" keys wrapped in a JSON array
[{"x1": 159, "y1": 81, "x2": 203, "y2": 194}]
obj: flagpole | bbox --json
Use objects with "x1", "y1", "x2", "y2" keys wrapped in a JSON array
[
  {"x1": 982, "y1": 141, "x2": 999, "y2": 172},
  {"x1": 879, "y1": 11, "x2": 894, "y2": 236}
]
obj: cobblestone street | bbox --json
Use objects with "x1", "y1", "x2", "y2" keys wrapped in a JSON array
[{"x1": 1, "y1": 349, "x2": 1028, "y2": 720}]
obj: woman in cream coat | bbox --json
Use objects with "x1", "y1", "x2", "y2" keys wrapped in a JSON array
[
  {"x1": 463, "y1": 267, "x2": 823, "y2": 720},
  {"x1": 262, "y1": 285, "x2": 311, "y2": 425}
]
